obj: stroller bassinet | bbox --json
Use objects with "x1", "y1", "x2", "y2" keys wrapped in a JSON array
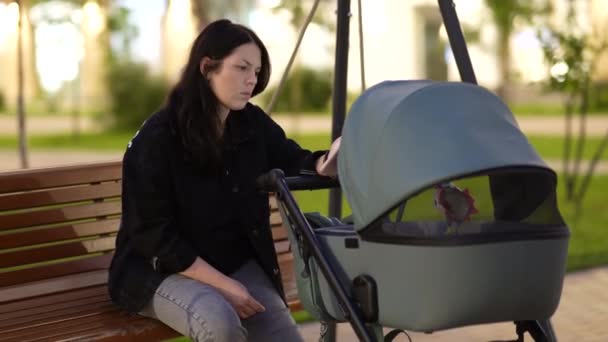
[{"x1": 261, "y1": 80, "x2": 569, "y2": 341}]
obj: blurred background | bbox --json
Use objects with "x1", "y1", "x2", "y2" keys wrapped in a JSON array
[{"x1": 1, "y1": 0, "x2": 608, "y2": 268}]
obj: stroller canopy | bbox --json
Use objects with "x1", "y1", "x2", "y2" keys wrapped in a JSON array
[{"x1": 338, "y1": 80, "x2": 552, "y2": 231}]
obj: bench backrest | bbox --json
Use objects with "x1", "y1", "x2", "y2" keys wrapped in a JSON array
[{"x1": 0, "y1": 161, "x2": 295, "y2": 307}]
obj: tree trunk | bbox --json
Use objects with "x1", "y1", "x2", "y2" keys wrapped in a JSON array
[
  {"x1": 191, "y1": 0, "x2": 209, "y2": 31},
  {"x1": 496, "y1": 29, "x2": 511, "y2": 101},
  {"x1": 563, "y1": 93, "x2": 575, "y2": 200},
  {"x1": 576, "y1": 129, "x2": 608, "y2": 207},
  {"x1": 16, "y1": 0, "x2": 29, "y2": 169},
  {"x1": 571, "y1": 75, "x2": 590, "y2": 195}
]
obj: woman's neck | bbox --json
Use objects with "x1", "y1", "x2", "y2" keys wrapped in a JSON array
[
  {"x1": 217, "y1": 105, "x2": 230, "y2": 135},
  {"x1": 218, "y1": 105, "x2": 230, "y2": 125}
]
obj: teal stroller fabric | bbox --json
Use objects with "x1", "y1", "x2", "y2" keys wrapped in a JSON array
[
  {"x1": 279, "y1": 80, "x2": 569, "y2": 332},
  {"x1": 338, "y1": 80, "x2": 550, "y2": 231}
]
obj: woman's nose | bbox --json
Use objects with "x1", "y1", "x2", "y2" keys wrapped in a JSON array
[{"x1": 247, "y1": 71, "x2": 257, "y2": 85}]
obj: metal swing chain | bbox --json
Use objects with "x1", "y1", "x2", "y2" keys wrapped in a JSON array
[
  {"x1": 357, "y1": 0, "x2": 366, "y2": 92},
  {"x1": 266, "y1": 0, "x2": 322, "y2": 115}
]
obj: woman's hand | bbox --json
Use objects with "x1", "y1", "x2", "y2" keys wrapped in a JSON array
[
  {"x1": 217, "y1": 277, "x2": 266, "y2": 319},
  {"x1": 316, "y1": 136, "x2": 341, "y2": 177},
  {"x1": 179, "y1": 257, "x2": 265, "y2": 319}
]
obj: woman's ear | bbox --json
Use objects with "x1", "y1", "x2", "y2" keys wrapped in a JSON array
[{"x1": 200, "y1": 57, "x2": 211, "y2": 78}]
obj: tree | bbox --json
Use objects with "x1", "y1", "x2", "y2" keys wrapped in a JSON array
[
  {"x1": 190, "y1": 0, "x2": 245, "y2": 31},
  {"x1": 538, "y1": 1, "x2": 608, "y2": 214},
  {"x1": 267, "y1": 0, "x2": 334, "y2": 119},
  {"x1": 484, "y1": 0, "x2": 550, "y2": 100},
  {"x1": 16, "y1": 0, "x2": 29, "y2": 168},
  {"x1": 105, "y1": 0, "x2": 168, "y2": 131}
]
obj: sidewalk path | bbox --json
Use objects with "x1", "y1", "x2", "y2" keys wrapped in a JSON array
[
  {"x1": 1, "y1": 115, "x2": 607, "y2": 136},
  {"x1": 271, "y1": 115, "x2": 608, "y2": 137},
  {"x1": 0, "y1": 116, "x2": 100, "y2": 135},
  {"x1": 298, "y1": 266, "x2": 608, "y2": 341}
]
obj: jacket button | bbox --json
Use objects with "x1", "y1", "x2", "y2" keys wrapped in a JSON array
[
  {"x1": 251, "y1": 229, "x2": 259, "y2": 236},
  {"x1": 232, "y1": 185, "x2": 239, "y2": 192},
  {"x1": 273, "y1": 268, "x2": 280, "y2": 275}
]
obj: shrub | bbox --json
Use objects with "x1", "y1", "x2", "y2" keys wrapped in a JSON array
[
  {"x1": 0, "y1": 90, "x2": 5, "y2": 113},
  {"x1": 106, "y1": 60, "x2": 169, "y2": 131},
  {"x1": 263, "y1": 66, "x2": 332, "y2": 113},
  {"x1": 590, "y1": 81, "x2": 608, "y2": 112}
]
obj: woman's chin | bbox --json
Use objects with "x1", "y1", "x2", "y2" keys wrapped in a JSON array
[{"x1": 229, "y1": 101, "x2": 248, "y2": 111}]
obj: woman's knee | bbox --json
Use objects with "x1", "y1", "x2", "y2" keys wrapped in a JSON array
[
  {"x1": 188, "y1": 295, "x2": 247, "y2": 342},
  {"x1": 147, "y1": 275, "x2": 247, "y2": 342},
  {"x1": 187, "y1": 311, "x2": 246, "y2": 341}
]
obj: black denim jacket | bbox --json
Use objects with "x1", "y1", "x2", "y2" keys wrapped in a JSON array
[{"x1": 108, "y1": 103, "x2": 325, "y2": 312}]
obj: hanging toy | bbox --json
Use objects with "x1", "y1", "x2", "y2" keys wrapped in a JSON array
[{"x1": 434, "y1": 182, "x2": 478, "y2": 231}]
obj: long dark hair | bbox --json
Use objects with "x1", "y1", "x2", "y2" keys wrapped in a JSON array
[{"x1": 165, "y1": 19, "x2": 271, "y2": 172}]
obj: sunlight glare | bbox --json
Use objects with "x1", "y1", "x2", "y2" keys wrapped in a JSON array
[{"x1": 83, "y1": 1, "x2": 104, "y2": 35}]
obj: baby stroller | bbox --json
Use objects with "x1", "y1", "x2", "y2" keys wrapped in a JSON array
[{"x1": 258, "y1": 80, "x2": 570, "y2": 341}]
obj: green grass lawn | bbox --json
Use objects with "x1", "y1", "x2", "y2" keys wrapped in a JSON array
[
  {"x1": 291, "y1": 133, "x2": 608, "y2": 162},
  {"x1": 509, "y1": 103, "x2": 608, "y2": 116},
  {"x1": 0, "y1": 132, "x2": 134, "y2": 150},
  {"x1": 0, "y1": 132, "x2": 605, "y2": 162}
]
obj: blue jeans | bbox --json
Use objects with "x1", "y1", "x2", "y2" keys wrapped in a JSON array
[{"x1": 139, "y1": 259, "x2": 304, "y2": 342}]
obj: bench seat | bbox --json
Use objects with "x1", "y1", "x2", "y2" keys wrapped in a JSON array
[{"x1": 0, "y1": 161, "x2": 300, "y2": 341}]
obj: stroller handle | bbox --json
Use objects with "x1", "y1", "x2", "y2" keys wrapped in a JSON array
[{"x1": 256, "y1": 169, "x2": 340, "y2": 192}]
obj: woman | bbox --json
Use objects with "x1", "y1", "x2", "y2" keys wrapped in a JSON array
[{"x1": 108, "y1": 19, "x2": 338, "y2": 341}]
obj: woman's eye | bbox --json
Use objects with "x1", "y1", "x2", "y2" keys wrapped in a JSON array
[{"x1": 237, "y1": 65, "x2": 247, "y2": 71}]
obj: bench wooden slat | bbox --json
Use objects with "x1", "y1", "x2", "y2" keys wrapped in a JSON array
[
  {"x1": 271, "y1": 225, "x2": 288, "y2": 240},
  {"x1": 0, "y1": 313, "x2": 178, "y2": 342},
  {"x1": 274, "y1": 240, "x2": 291, "y2": 254},
  {"x1": 0, "y1": 161, "x2": 122, "y2": 193},
  {"x1": 0, "y1": 300, "x2": 118, "y2": 330},
  {"x1": 34, "y1": 316, "x2": 179, "y2": 342},
  {"x1": 0, "y1": 285, "x2": 178, "y2": 342},
  {"x1": 0, "y1": 307, "x2": 124, "y2": 340},
  {"x1": 269, "y1": 195, "x2": 278, "y2": 209},
  {"x1": 0, "y1": 181, "x2": 121, "y2": 212},
  {"x1": 278, "y1": 252, "x2": 298, "y2": 308},
  {"x1": 0, "y1": 253, "x2": 113, "y2": 288},
  {"x1": 0, "y1": 201, "x2": 121, "y2": 231},
  {"x1": 0, "y1": 283, "x2": 108, "y2": 314},
  {"x1": 0, "y1": 218, "x2": 120, "y2": 250},
  {"x1": 73, "y1": 318, "x2": 180, "y2": 342},
  {"x1": 0, "y1": 236, "x2": 116, "y2": 269},
  {"x1": 0, "y1": 294, "x2": 109, "y2": 321},
  {"x1": 270, "y1": 211, "x2": 283, "y2": 226}
]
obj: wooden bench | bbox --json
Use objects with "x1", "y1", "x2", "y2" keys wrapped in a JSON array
[{"x1": 0, "y1": 161, "x2": 300, "y2": 341}]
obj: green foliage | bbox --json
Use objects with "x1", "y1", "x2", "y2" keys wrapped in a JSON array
[
  {"x1": 263, "y1": 67, "x2": 332, "y2": 112},
  {"x1": 105, "y1": 60, "x2": 169, "y2": 131},
  {"x1": 0, "y1": 90, "x2": 5, "y2": 113},
  {"x1": 106, "y1": 5, "x2": 139, "y2": 60},
  {"x1": 272, "y1": 0, "x2": 335, "y2": 32},
  {"x1": 484, "y1": 0, "x2": 545, "y2": 30},
  {"x1": 484, "y1": 0, "x2": 551, "y2": 98},
  {"x1": 538, "y1": 30, "x2": 588, "y2": 93},
  {"x1": 590, "y1": 81, "x2": 608, "y2": 111},
  {"x1": 102, "y1": 2, "x2": 168, "y2": 131}
]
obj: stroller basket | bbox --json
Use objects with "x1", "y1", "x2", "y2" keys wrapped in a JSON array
[{"x1": 279, "y1": 182, "x2": 568, "y2": 332}]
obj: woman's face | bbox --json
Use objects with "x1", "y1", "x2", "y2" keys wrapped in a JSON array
[{"x1": 203, "y1": 42, "x2": 262, "y2": 112}]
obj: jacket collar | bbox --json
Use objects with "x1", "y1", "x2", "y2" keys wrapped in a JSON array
[{"x1": 224, "y1": 104, "x2": 255, "y2": 145}]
